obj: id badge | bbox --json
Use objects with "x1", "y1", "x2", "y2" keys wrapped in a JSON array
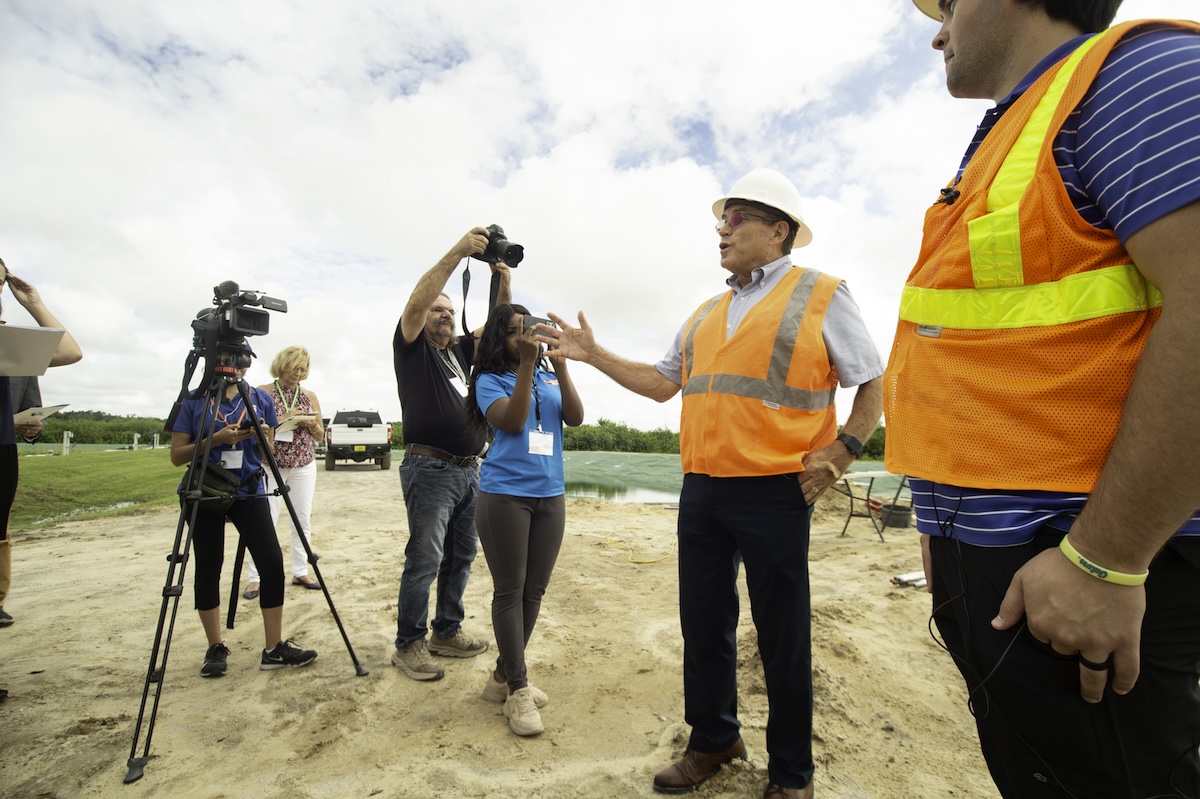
[
  {"x1": 275, "y1": 429, "x2": 295, "y2": 443},
  {"x1": 528, "y1": 430, "x2": 554, "y2": 457},
  {"x1": 221, "y1": 450, "x2": 244, "y2": 470},
  {"x1": 450, "y1": 375, "x2": 468, "y2": 398}
]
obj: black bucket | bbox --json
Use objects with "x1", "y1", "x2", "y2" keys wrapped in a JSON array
[{"x1": 880, "y1": 503, "x2": 913, "y2": 528}]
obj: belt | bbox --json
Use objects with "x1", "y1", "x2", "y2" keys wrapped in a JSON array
[{"x1": 405, "y1": 444, "x2": 481, "y2": 467}]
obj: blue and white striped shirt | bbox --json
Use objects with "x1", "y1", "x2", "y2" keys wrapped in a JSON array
[{"x1": 919, "y1": 24, "x2": 1200, "y2": 544}]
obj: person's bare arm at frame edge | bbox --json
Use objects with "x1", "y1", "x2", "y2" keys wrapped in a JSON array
[{"x1": 5, "y1": 273, "x2": 83, "y2": 366}]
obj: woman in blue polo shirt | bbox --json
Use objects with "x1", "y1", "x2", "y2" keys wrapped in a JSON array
[
  {"x1": 466, "y1": 304, "x2": 584, "y2": 737},
  {"x1": 170, "y1": 345, "x2": 317, "y2": 678}
]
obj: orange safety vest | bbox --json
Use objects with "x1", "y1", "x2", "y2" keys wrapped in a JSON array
[
  {"x1": 884, "y1": 20, "x2": 1196, "y2": 492},
  {"x1": 680, "y1": 267, "x2": 841, "y2": 477}
]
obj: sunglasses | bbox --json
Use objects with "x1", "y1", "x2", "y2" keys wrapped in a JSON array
[{"x1": 715, "y1": 210, "x2": 778, "y2": 231}]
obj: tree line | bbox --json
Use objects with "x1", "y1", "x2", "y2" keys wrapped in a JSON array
[
  {"x1": 37, "y1": 411, "x2": 886, "y2": 459},
  {"x1": 39, "y1": 411, "x2": 171, "y2": 446}
]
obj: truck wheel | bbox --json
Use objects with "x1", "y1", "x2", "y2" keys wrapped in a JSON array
[
  {"x1": 380, "y1": 452, "x2": 392, "y2": 470},
  {"x1": 325, "y1": 451, "x2": 336, "y2": 471}
]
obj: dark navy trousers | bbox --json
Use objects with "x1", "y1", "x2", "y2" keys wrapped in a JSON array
[{"x1": 677, "y1": 472, "x2": 815, "y2": 790}]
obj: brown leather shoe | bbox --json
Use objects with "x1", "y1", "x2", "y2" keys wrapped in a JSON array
[
  {"x1": 652, "y1": 738, "x2": 747, "y2": 793},
  {"x1": 764, "y1": 781, "x2": 814, "y2": 799}
]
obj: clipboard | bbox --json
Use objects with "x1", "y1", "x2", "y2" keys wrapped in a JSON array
[
  {"x1": 276, "y1": 414, "x2": 317, "y2": 433},
  {"x1": 13, "y1": 404, "x2": 69, "y2": 425},
  {"x1": 0, "y1": 325, "x2": 66, "y2": 376}
]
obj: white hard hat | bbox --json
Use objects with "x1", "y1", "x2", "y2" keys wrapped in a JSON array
[
  {"x1": 912, "y1": 0, "x2": 941, "y2": 21},
  {"x1": 711, "y1": 167, "x2": 813, "y2": 249}
]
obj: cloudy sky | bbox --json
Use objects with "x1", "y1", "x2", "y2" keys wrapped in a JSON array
[{"x1": 2, "y1": 0, "x2": 1193, "y2": 434}]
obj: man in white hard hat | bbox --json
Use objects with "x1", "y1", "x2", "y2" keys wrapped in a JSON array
[
  {"x1": 542, "y1": 168, "x2": 884, "y2": 798},
  {"x1": 889, "y1": 2, "x2": 1200, "y2": 798}
]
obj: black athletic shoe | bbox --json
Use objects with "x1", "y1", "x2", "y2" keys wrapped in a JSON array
[
  {"x1": 201, "y1": 643, "x2": 231, "y2": 678},
  {"x1": 0, "y1": 608, "x2": 13, "y2": 627},
  {"x1": 260, "y1": 639, "x2": 317, "y2": 670}
]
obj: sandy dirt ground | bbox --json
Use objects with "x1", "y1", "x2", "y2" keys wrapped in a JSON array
[{"x1": 0, "y1": 465, "x2": 995, "y2": 798}]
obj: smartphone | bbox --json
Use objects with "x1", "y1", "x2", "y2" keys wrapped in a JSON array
[
  {"x1": 238, "y1": 419, "x2": 254, "y2": 430},
  {"x1": 523, "y1": 315, "x2": 554, "y2": 334}
]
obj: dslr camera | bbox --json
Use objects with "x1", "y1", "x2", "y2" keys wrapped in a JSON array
[{"x1": 472, "y1": 224, "x2": 524, "y2": 267}]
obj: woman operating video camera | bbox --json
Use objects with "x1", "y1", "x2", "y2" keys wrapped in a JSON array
[{"x1": 168, "y1": 344, "x2": 318, "y2": 678}]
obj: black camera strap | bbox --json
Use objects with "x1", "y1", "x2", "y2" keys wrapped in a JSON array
[
  {"x1": 461, "y1": 263, "x2": 471, "y2": 334},
  {"x1": 458, "y1": 262, "x2": 505, "y2": 335}
]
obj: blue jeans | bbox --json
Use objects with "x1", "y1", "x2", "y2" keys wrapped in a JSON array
[{"x1": 395, "y1": 454, "x2": 480, "y2": 649}]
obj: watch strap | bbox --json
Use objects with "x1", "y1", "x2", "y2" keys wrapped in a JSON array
[{"x1": 836, "y1": 433, "x2": 864, "y2": 457}]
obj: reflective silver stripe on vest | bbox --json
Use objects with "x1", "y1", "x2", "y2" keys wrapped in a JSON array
[
  {"x1": 681, "y1": 269, "x2": 836, "y2": 412},
  {"x1": 682, "y1": 295, "x2": 723, "y2": 384}
]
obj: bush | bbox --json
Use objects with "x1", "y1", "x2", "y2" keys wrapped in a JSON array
[
  {"x1": 563, "y1": 419, "x2": 678, "y2": 454},
  {"x1": 41, "y1": 412, "x2": 169, "y2": 446}
]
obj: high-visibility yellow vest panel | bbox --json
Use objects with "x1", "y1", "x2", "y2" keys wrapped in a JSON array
[
  {"x1": 883, "y1": 20, "x2": 1196, "y2": 492},
  {"x1": 681, "y1": 267, "x2": 840, "y2": 477}
]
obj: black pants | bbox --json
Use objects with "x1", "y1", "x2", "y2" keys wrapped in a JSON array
[
  {"x1": 677, "y1": 473, "x2": 814, "y2": 789},
  {"x1": 187, "y1": 496, "x2": 284, "y2": 611},
  {"x1": 475, "y1": 492, "x2": 565, "y2": 693},
  {"x1": 931, "y1": 530, "x2": 1200, "y2": 799},
  {"x1": 0, "y1": 444, "x2": 15, "y2": 541}
]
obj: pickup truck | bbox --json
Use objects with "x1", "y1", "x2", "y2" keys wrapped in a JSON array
[{"x1": 324, "y1": 410, "x2": 393, "y2": 470}]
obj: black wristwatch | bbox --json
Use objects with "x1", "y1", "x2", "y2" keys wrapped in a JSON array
[{"x1": 836, "y1": 433, "x2": 864, "y2": 458}]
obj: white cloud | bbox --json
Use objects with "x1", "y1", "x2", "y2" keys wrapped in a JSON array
[{"x1": 2, "y1": 0, "x2": 1195, "y2": 434}]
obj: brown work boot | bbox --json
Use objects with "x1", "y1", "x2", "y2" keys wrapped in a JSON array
[
  {"x1": 428, "y1": 629, "x2": 489, "y2": 658},
  {"x1": 764, "y1": 781, "x2": 814, "y2": 798},
  {"x1": 390, "y1": 640, "x2": 445, "y2": 681},
  {"x1": 652, "y1": 738, "x2": 746, "y2": 793}
]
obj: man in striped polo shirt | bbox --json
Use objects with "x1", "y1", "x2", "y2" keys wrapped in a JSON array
[{"x1": 889, "y1": 2, "x2": 1200, "y2": 797}]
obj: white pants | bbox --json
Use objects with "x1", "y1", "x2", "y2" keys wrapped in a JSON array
[{"x1": 248, "y1": 460, "x2": 317, "y2": 582}]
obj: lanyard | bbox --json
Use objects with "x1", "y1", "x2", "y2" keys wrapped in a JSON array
[
  {"x1": 531, "y1": 372, "x2": 543, "y2": 433},
  {"x1": 214, "y1": 396, "x2": 247, "y2": 427},
  {"x1": 439, "y1": 346, "x2": 467, "y2": 384},
  {"x1": 275, "y1": 380, "x2": 301, "y2": 414}
]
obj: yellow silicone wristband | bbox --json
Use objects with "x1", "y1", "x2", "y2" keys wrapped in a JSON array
[{"x1": 1058, "y1": 536, "x2": 1148, "y2": 586}]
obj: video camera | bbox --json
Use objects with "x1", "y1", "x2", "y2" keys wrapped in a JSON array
[{"x1": 191, "y1": 281, "x2": 287, "y2": 368}]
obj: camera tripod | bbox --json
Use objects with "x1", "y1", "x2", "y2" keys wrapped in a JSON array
[{"x1": 123, "y1": 366, "x2": 368, "y2": 785}]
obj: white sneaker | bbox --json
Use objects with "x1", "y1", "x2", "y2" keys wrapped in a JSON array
[
  {"x1": 482, "y1": 674, "x2": 549, "y2": 708},
  {"x1": 503, "y1": 687, "x2": 544, "y2": 736}
]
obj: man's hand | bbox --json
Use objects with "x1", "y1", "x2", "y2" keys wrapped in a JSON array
[
  {"x1": 450, "y1": 228, "x2": 490, "y2": 262},
  {"x1": 798, "y1": 443, "x2": 847, "y2": 505},
  {"x1": 543, "y1": 311, "x2": 596, "y2": 363},
  {"x1": 992, "y1": 546, "x2": 1146, "y2": 703}
]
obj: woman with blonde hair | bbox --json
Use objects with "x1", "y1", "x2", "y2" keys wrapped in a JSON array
[{"x1": 243, "y1": 346, "x2": 325, "y2": 599}]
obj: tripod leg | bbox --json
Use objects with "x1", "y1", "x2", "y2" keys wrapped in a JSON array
[
  {"x1": 227, "y1": 537, "x2": 247, "y2": 630},
  {"x1": 126, "y1": 371, "x2": 226, "y2": 783},
  {"x1": 237, "y1": 381, "x2": 369, "y2": 677},
  {"x1": 124, "y1": 503, "x2": 199, "y2": 783}
]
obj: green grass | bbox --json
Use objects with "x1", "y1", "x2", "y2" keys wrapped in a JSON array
[{"x1": 11, "y1": 448, "x2": 183, "y2": 531}]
